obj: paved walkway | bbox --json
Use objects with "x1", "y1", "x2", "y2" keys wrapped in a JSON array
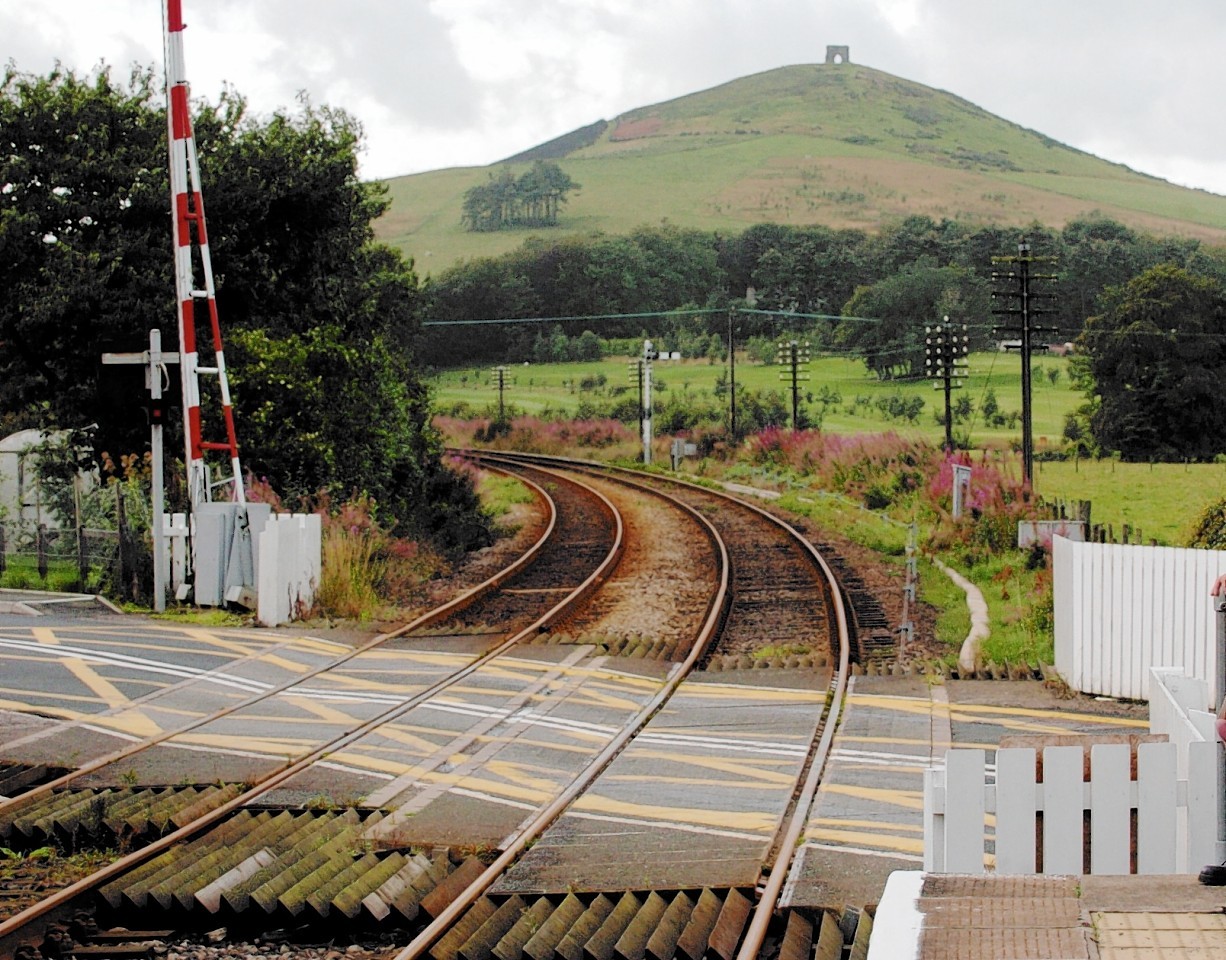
[{"x1": 870, "y1": 872, "x2": 1226, "y2": 959}]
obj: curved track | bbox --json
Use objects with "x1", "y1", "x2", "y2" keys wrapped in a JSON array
[
  {"x1": 387, "y1": 453, "x2": 852, "y2": 960},
  {"x1": 0, "y1": 455, "x2": 853, "y2": 960},
  {"x1": 0, "y1": 464, "x2": 628, "y2": 955}
]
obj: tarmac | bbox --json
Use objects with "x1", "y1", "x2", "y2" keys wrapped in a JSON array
[{"x1": 4, "y1": 590, "x2": 1226, "y2": 958}]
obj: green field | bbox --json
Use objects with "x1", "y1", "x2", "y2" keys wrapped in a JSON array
[
  {"x1": 430, "y1": 350, "x2": 1226, "y2": 547},
  {"x1": 431, "y1": 350, "x2": 1080, "y2": 444}
]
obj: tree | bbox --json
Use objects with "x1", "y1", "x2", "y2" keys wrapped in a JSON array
[
  {"x1": 1077, "y1": 264, "x2": 1226, "y2": 461},
  {"x1": 460, "y1": 161, "x2": 578, "y2": 231},
  {"x1": 837, "y1": 265, "x2": 987, "y2": 379},
  {"x1": 0, "y1": 64, "x2": 489, "y2": 550}
]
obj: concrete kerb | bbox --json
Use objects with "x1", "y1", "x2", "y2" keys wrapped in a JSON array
[{"x1": 929, "y1": 558, "x2": 989, "y2": 673}]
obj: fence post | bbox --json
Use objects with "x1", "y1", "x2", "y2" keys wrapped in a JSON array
[
  {"x1": 37, "y1": 523, "x2": 48, "y2": 580},
  {"x1": 75, "y1": 475, "x2": 88, "y2": 589},
  {"x1": 1215, "y1": 597, "x2": 1226, "y2": 868},
  {"x1": 0, "y1": 522, "x2": 6, "y2": 578},
  {"x1": 114, "y1": 483, "x2": 130, "y2": 600}
]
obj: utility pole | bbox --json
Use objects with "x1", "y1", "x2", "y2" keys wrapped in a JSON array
[
  {"x1": 925, "y1": 317, "x2": 969, "y2": 452},
  {"x1": 991, "y1": 238, "x2": 1057, "y2": 486},
  {"x1": 727, "y1": 307, "x2": 738, "y2": 440},
  {"x1": 776, "y1": 339, "x2": 811, "y2": 431},
  {"x1": 628, "y1": 356, "x2": 644, "y2": 457},
  {"x1": 490, "y1": 365, "x2": 510, "y2": 425},
  {"x1": 641, "y1": 339, "x2": 659, "y2": 464}
]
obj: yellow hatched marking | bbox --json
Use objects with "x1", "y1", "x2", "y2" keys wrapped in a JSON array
[
  {"x1": 0, "y1": 686, "x2": 113, "y2": 705},
  {"x1": 173, "y1": 732, "x2": 317, "y2": 755},
  {"x1": 60, "y1": 658, "x2": 130, "y2": 709},
  {"x1": 627, "y1": 749, "x2": 796, "y2": 784},
  {"x1": 323, "y1": 751, "x2": 415, "y2": 777},
  {"x1": 807, "y1": 826, "x2": 925, "y2": 855},
  {"x1": 0, "y1": 698, "x2": 81, "y2": 720},
  {"x1": 813, "y1": 817, "x2": 923, "y2": 833},
  {"x1": 819, "y1": 784, "x2": 925, "y2": 811},
  {"x1": 479, "y1": 760, "x2": 563, "y2": 794},
  {"x1": 602, "y1": 774, "x2": 789, "y2": 791},
  {"x1": 280, "y1": 695, "x2": 365, "y2": 728},
  {"x1": 571, "y1": 793, "x2": 776, "y2": 833},
  {"x1": 673, "y1": 686, "x2": 825, "y2": 704},
  {"x1": 850, "y1": 693, "x2": 1148, "y2": 730}
]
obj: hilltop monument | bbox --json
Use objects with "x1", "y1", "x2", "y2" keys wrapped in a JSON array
[{"x1": 825, "y1": 45, "x2": 850, "y2": 64}]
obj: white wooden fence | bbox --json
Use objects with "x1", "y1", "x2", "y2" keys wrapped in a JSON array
[
  {"x1": 924, "y1": 742, "x2": 1221, "y2": 875},
  {"x1": 1053, "y1": 536, "x2": 1226, "y2": 700},
  {"x1": 162, "y1": 509, "x2": 320, "y2": 626}
]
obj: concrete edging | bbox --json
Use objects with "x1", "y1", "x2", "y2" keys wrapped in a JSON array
[{"x1": 929, "y1": 557, "x2": 989, "y2": 673}]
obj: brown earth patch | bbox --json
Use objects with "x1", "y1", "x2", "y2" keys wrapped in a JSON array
[{"x1": 610, "y1": 117, "x2": 665, "y2": 141}]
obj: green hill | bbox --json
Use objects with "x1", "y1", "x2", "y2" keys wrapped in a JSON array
[{"x1": 375, "y1": 63, "x2": 1226, "y2": 275}]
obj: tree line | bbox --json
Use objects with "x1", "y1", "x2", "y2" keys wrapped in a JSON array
[{"x1": 418, "y1": 218, "x2": 1226, "y2": 461}]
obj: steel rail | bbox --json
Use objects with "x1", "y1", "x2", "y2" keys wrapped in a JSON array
[
  {"x1": 0, "y1": 465, "x2": 623, "y2": 954},
  {"x1": 0, "y1": 464, "x2": 555, "y2": 818},
  {"x1": 450, "y1": 451, "x2": 853, "y2": 960},
  {"x1": 389, "y1": 455, "x2": 731, "y2": 960}
]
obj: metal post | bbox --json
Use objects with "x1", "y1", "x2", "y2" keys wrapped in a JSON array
[
  {"x1": 150, "y1": 330, "x2": 168, "y2": 612},
  {"x1": 1019, "y1": 240, "x2": 1035, "y2": 485},
  {"x1": 1215, "y1": 597, "x2": 1226, "y2": 866},
  {"x1": 103, "y1": 330, "x2": 179, "y2": 611},
  {"x1": 728, "y1": 308, "x2": 737, "y2": 439},
  {"x1": 790, "y1": 341, "x2": 800, "y2": 431},
  {"x1": 642, "y1": 340, "x2": 654, "y2": 466}
]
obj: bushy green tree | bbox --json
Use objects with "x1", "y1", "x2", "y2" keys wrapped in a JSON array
[
  {"x1": 1077, "y1": 264, "x2": 1226, "y2": 461},
  {"x1": 0, "y1": 64, "x2": 489, "y2": 550}
]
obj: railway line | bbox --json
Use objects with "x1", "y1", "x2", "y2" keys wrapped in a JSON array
[{"x1": 0, "y1": 455, "x2": 862, "y2": 960}]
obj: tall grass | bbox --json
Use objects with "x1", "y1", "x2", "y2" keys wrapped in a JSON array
[{"x1": 314, "y1": 497, "x2": 389, "y2": 620}]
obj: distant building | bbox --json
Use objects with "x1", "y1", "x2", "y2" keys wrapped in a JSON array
[
  {"x1": 825, "y1": 45, "x2": 850, "y2": 65},
  {"x1": 997, "y1": 339, "x2": 1056, "y2": 354}
]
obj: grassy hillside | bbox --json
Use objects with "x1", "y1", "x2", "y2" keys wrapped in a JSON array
[{"x1": 377, "y1": 63, "x2": 1226, "y2": 275}]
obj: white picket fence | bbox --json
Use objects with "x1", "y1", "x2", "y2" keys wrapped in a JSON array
[
  {"x1": 255, "y1": 513, "x2": 321, "y2": 627},
  {"x1": 924, "y1": 742, "x2": 1221, "y2": 875},
  {"x1": 1052, "y1": 536, "x2": 1226, "y2": 700}
]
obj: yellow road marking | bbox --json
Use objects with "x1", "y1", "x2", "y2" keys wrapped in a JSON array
[
  {"x1": 819, "y1": 784, "x2": 925, "y2": 811},
  {"x1": 280, "y1": 695, "x2": 365, "y2": 728},
  {"x1": 0, "y1": 698, "x2": 81, "y2": 720},
  {"x1": 571, "y1": 792, "x2": 777, "y2": 833},
  {"x1": 60, "y1": 658, "x2": 129, "y2": 708},
  {"x1": 812, "y1": 817, "x2": 923, "y2": 833},
  {"x1": 626, "y1": 749, "x2": 796, "y2": 784},
  {"x1": 807, "y1": 826, "x2": 925, "y2": 855},
  {"x1": 850, "y1": 693, "x2": 1148, "y2": 729}
]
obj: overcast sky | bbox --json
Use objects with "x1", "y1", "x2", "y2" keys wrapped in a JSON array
[{"x1": 5, "y1": 1, "x2": 1226, "y2": 196}]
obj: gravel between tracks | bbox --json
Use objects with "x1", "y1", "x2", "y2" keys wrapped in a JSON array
[{"x1": 556, "y1": 474, "x2": 716, "y2": 653}]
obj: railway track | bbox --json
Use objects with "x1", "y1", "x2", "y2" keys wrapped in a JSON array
[{"x1": 0, "y1": 455, "x2": 862, "y2": 959}]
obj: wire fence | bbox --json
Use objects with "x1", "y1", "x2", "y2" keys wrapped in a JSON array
[{"x1": 0, "y1": 483, "x2": 150, "y2": 601}]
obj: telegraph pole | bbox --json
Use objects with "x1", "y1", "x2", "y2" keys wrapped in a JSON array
[
  {"x1": 925, "y1": 317, "x2": 969, "y2": 452},
  {"x1": 776, "y1": 339, "x2": 811, "y2": 431},
  {"x1": 490, "y1": 365, "x2": 510, "y2": 425},
  {"x1": 991, "y1": 238, "x2": 1057, "y2": 486},
  {"x1": 641, "y1": 339, "x2": 659, "y2": 464},
  {"x1": 727, "y1": 307, "x2": 738, "y2": 440}
]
